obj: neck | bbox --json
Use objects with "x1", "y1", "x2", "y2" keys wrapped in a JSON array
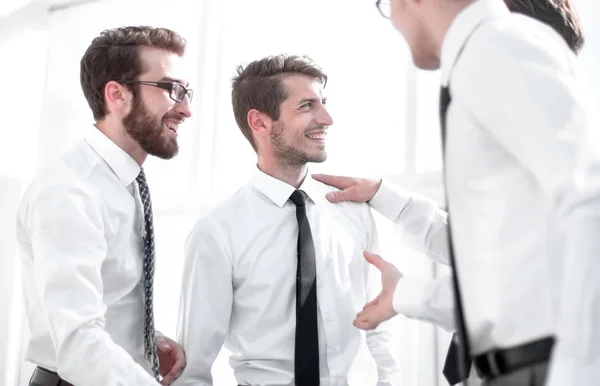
[
  {"x1": 257, "y1": 155, "x2": 308, "y2": 188},
  {"x1": 95, "y1": 119, "x2": 148, "y2": 166},
  {"x1": 429, "y1": 0, "x2": 476, "y2": 60}
]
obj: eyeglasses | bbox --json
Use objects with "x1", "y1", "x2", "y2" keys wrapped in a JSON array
[
  {"x1": 124, "y1": 81, "x2": 193, "y2": 103},
  {"x1": 375, "y1": 0, "x2": 391, "y2": 19}
]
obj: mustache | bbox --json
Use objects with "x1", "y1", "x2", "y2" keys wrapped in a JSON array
[{"x1": 163, "y1": 114, "x2": 185, "y2": 124}]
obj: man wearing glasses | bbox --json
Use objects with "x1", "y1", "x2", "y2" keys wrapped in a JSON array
[
  {"x1": 17, "y1": 26, "x2": 192, "y2": 386},
  {"x1": 313, "y1": 0, "x2": 598, "y2": 385}
]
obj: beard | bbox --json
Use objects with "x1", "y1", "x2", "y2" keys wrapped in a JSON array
[
  {"x1": 123, "y1": 96, "x2": 178, "y2": 159},
  {"x1": 270, "y1": 121, "x2": 327, "y2": 167}
]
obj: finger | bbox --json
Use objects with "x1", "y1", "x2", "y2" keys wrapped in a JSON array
[
  {"x1": 363, "y1": 250, "x2": 390, "y2": 271},
  {"x1": 156, "y1": 336, "x2": 174, "y2": 353},
  {"x1": 325, "y1": 186, "x2": 360, "y2": 203},
  {"x1": 362, "y1": 295, "x2": 380, "y2": 311},
  {"x1": 356, "y1": 306, "x2": 386, "y2": 329},
  {"x1": 161, "y1": 374, "x2": 176, "y2": 385},
  {"x1": 161, "y1": 361, "x2": 185, "y2": 386},
  {"x1": 355, "y1": 305, "x2": 378, "y2": 321},
  {"x1": 353, "y1": 319, "x2": 376, "y2": 330},
  {"x1": 311, "y1": 174, "x2": 353, "y2": 189},
  {"x1": 171, "y1": 352, "x2": 186, "y2": 373},
  {"x1": 353, "y1": 316, "x2": 377, "y2": 330}
]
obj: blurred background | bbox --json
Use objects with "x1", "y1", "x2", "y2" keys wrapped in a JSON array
[{"x1": 0, "y1": 0, "x2": 598, "y2": 384}]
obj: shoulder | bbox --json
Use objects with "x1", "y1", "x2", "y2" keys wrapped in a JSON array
[
  {"x1": 19, "y1": 154, "x2": 106, "y2": 227},
  {"x1": 310, "y1": 179, "x2": 373, "y2": 225},
  {"x1": 455, "y1": 14, "x2": 573, "y2": 88},
  {"x1": 185, "y1": 185, "x2": 253, "y2": 246}
]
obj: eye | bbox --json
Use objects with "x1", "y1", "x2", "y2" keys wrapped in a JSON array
[{"x1": 300, "y1": 102, "x2": 312, "y2": 110}]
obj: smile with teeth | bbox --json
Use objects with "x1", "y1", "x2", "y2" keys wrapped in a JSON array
[
  {"x1": 306, "y1": 132, "x2": 326, "y2": 141},
  {"x1": 165, "y1": 120, "x2": 179, "y2": 134}
]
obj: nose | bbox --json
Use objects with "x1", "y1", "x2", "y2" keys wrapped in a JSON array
[
  {"x1": 316, "y1": 104, "x2": 333, "y2": 126},
  {"x1": 174, "y1": 95, "x2": 192, "y2": 118}
]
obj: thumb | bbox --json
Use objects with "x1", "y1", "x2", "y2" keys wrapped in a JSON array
[
  {"x1": 156, "y1": 336, "x2": 172, "y2": 350},
  {"x1": 325, "y1": 186, "x2": 358, "y2": 203},
  {"x1": 363, "y1": 250, "x2": 388, "y2": 271}
]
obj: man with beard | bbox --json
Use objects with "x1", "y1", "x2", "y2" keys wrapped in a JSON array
[
  {"x1": 176, "y1": 54, "x2": 401, "y2": 386},
  {"x1": 16, "y1": 26, "x2": 192, "y2": 386},
  {"x1": 312, "y1": 0, "x2": 597, "y2": 386}
]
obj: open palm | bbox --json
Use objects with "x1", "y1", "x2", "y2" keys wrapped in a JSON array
[{"x1": 353, "y1": 251, "x2": 402, "y2": 330}]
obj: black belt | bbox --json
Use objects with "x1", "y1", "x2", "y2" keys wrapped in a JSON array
[
  {"x1": 474, "y1": 336, "x2": 554, "y2": 380},
  {"x1": 29, "y1": 366, "x2": 74, "y2": 386}
]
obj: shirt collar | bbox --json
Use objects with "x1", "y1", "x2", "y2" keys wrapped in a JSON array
[
  {"x1": 440, "y1": 0, "x2": 509, "y2": 86},
  {"x1": 85, "y1": 127, "x2": 141, "y2": 186},
  {"x1": 251, "y1": 166, "x2": 321, "y2": 208}
]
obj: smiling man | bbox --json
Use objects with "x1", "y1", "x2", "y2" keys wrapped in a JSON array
[
  {"x1": 17, "y1": 26, "x2": 192, "y2": 386},
  {"x1": 176, "y1": 54, "x2": 401, "y2": 386}
]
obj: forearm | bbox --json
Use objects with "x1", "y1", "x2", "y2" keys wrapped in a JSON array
[
  {"x1": 55, "y1": 325, "x2": 159, "y2": 385},
  {"x1": 369, "y1": 181, "x2": 450, "y2": 266}
]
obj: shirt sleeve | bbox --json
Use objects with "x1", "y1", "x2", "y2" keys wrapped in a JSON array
[
  {"x1": 460, "y1": 26, "x2": 600, "y2": 386},
  {"x1": 362, "y1": 207, "x2": 402, "y2": 385},
  {"x1": 175, "y1": 216, "x2": 234, "y2": 386},
  {"x1": 28, "y1": 185, "x2": 160, "y2": 386},
  {"x1": 369, "y1": 181, "x2": 450, "y2": 266}
]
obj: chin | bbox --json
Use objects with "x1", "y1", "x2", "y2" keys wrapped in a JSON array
[
  {"x1": 309, "y1": 152, "x2": 328, "y2": 164},
  {"x1": 148, "y1": 140, "x2": 179, "y2": 160},
  {"x1": 412, "y1": 51, "x2": 441, "y2": 71}
]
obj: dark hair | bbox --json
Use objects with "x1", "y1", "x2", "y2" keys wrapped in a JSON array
[
  {"x1": 505, "y1": 0, "x2": 585, "y2": 54},
  {"x1": 80, "y1": 26, "x2": 186, "y2": 120},
  {"x1": 231, "y1": 54, "x2": 328, "y2": 151}
]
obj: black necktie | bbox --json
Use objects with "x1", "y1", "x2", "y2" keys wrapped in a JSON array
[
  {"x1": 136, "y1": 169, "x2": 160, "y2": 380},
  {"x1": 289, "y1": 189, "x2": 320, "y2": 386},
  {"x1": 439, "y1": 86, "x2": 472, "y2": 385}
]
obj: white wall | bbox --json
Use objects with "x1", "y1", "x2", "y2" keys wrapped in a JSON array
[
  {"x1": 0, "y1": 3, "x2": 49, "y2": 384},
  {"x1": 0, "y1": 176, "x2": 24, "y2": 386},
  {"x1": 575, "y1": 0, "x2": 600, "y2": 102}
]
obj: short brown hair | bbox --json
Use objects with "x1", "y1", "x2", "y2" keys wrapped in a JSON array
[
  {"x1": 505, "y1": 0, "x2": 585, "y2": 54},
  {"x1": 231, "y1": 54, "x2": 327, "y2": 152},
  {"x1": 80, "y1": 26, "x2": 186, "y2": 120}
]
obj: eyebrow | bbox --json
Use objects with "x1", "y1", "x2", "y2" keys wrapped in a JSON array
[
  {"x1": 159, "y1": 76, "x2": 189, "y2": 88},
  {"x1": 297, "y1": 97, "x2": 327, "y2": 106}
]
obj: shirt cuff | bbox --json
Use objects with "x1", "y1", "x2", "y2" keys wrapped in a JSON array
[
  {"x1": 368, "y1": 180, "x2": 412, "y2": 223},
  {"x1": 392, "y1": 276, "x2": 432, "y2": 318}
]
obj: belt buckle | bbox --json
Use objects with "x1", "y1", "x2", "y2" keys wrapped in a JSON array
[{"x1": 485, "y1": 351, "x2": 502, "y2": 377}]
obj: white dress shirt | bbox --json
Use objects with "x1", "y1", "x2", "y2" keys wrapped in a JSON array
[
  {"x1": 390, "y1": 0, "x2": 600, "y2": 384},
  {"x1": 16, "y1": 128, "x2": 160, "y2": 386},
  {"x1": 176, "y1": 167, "x2": 401, "y2": 386}
]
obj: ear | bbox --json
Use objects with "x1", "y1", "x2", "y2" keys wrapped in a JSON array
[
  {"x1": 247, "y1": 109, "x2": 271, "y2": 139},
  {"x1": 104, "y1": 80, "x2": 132, "y2": 116}
]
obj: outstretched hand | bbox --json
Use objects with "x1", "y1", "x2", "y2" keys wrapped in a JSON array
[{"x1": 353, "y1": 251, "x2": 402, "y2": 330}]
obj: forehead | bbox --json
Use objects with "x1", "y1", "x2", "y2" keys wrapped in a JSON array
[
  {"x1": 281, "y1": 74, "x2": 325, "y2": 101},
  {"x1": 138, "y1": 46, "x2": 189, "y2": 84}
]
